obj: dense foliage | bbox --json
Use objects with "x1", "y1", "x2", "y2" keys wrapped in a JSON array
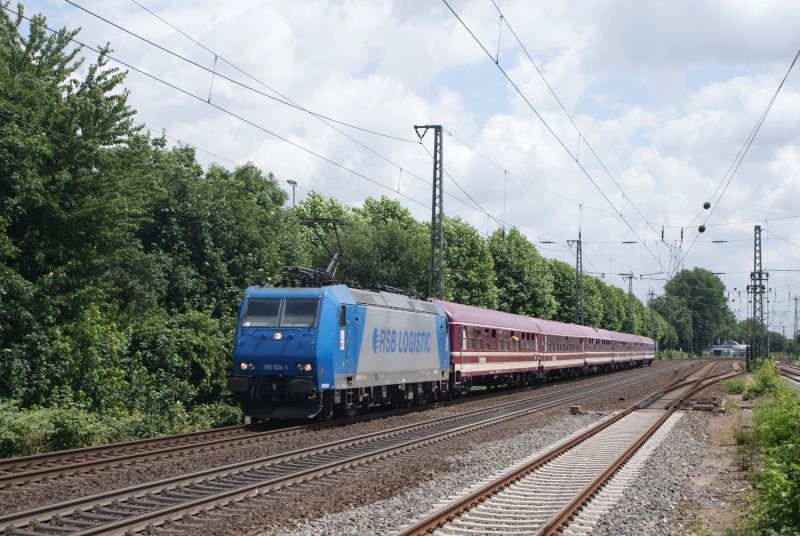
[
  {"x1": 1, "y1": 7, "x2": 675, "y2": 455},
  {"x1": 735, "y1": 362, "x2": 800, "y2": 534},
  {"x1": 0, "y1": 9, "x2": 290, "y2": 453}
]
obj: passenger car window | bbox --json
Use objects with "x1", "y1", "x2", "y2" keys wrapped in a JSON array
[
  {"x1": 243, "y1": 298, "x2": 281, "y2": 327},
  {"x1": 282, "y1": 298, "x2": 320, "y2": 327}
]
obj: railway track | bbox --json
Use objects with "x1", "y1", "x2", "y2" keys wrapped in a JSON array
[
  {"x1": 0, "y1": 363, "x2": 686, "y2": 536},
  {"x1": 0, "y1": 362, "x2": 682, "y2": 491},
  {"x1": 0, "y1": 424, "x2": 307, "y2": 489},
  {"x1": 396, "y1": 361, "x2": 738, "y2": 536},
  {"x1": 779, "y1": 363, "x2": 800, "y2": 383}
]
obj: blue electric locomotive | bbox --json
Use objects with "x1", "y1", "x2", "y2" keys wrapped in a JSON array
[{"x1": 228, "y1": 285, "x2": 450, "y2": 420}]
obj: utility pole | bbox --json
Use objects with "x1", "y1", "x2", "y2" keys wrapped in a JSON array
[
  {"x1": 687, "y1": 310, "x2": 694, "y2": 355},
  {"x1": 568, "y1": 231, "x2": 583, "y2": 324},
  {"x1": 619, "y1": 272, "x2": 634, "y2": 333},
  {"x1": 747, "y1": 225, "x2": 767, "y2": 370},
  {"x1": 415, "y1": 125, "x2": 444, "y2": 299},
  {"x1": 648, "y1": 289, "x2": 655, "y2": 339},
  {"x1": 794, "y1": 296, "x2": 799, "y2": 339}
]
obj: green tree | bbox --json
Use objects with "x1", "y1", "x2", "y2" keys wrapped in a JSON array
[
  {"x1": 138, "y1": 158, "x2": 289, "y2": 317},
  {"x1": 443, "y1": 217, "x2": 498, "y2": 307},
  {"x1": 582, "y1": 277, "x2": 604, "y2": 327},
  {"x1": 663, "y1": 268, "x2": 733, "y2": 352},
  {"x1": 353, "y1": 197, "x2": 428, "y2": 293},
  {"x1": 0, "y1": 8, "x2": 261, "y2": 429},
  {"x1": 600, "y1": 283, "x2": 627, "y2": 332},
  {"x1": 0, "y1": 8, "x2": 145, "y2": 402},
  {"x1": 653, "y1": 295, "x2": 690, "y2": 350},
  {"x1": 549, "y1": 259, "x2": 576, "y2": 323},
  {"x1": 487, "y1": 228, "x2": 555, "y2": 318},
  {"x1": 294, "y1": 194, "x2": 428, "y2": 293}
]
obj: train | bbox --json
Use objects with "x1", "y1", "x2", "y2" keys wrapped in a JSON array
[{"x1": 228, "y1": 284, "x2": 655, "y2": 420}]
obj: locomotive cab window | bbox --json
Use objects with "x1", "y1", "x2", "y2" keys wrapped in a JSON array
[
  {"x1": 281, "y1": 298, "x2": 320, "y2": 327},
  {"x1": 242, "y1": 298, "x2": 281, "y2": 327}
]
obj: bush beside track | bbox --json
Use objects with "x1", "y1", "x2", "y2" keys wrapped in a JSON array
[
  {"x1": 730, "y1": 361, "x2": 800, "y2": 533},
  {"x1": 0, "y1": 401, "x2": 241, "y2": 458}
]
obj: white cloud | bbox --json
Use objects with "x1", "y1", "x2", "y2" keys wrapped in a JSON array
[{"x1": 22, "y1": 0, "x2": 800, "y2": 322}]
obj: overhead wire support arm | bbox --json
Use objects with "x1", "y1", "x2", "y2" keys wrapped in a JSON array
[
  {"x1": 619, "y1": 272, "x2": 635, "y2": 333},
  {"x1": 567, "y1": 232, "x2": 583, "y2": 325}
]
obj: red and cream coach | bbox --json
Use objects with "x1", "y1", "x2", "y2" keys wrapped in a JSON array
[{"x1": 430, "y1": 299, "x2": 655, "y2": 393}]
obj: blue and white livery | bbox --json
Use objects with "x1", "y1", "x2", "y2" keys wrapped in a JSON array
[{"x1": 228, "y1": 285, "x2": 449, "y2": 419}]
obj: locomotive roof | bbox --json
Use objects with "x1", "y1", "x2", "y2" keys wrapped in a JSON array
[{"x1": 349, "y1": 288, "x2": 440, "y2": 314}]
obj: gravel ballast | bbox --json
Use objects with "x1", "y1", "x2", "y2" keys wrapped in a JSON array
[
  {"x1": 271, "y1": 412, "x2": 607, "y2": 536},
  {"x1": 195, "y1": 362, "x2": 708, "y2": 535},
  {"x1": 0, "y1": 361, "x2": 695, "y2": 515},
  {"x1": 254, "y1": 367, "x2": 734, "y2": 536},
  {"x1": 270, "y1": 411, "x2": 718, "y2": 536},
  {"x1": 590, "y1": 411, "x2": 713, "y2": 536}
]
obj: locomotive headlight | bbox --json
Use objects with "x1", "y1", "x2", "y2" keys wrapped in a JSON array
[
  {"x1": 303, "y1": 363, "x2": 313, "y2": 372},
  {"x1": 273, "y1": 332, "x2": 282, "y2": 340},
  {"x1": 239, "y1": 362, "x2": 248, "y2": 370}
]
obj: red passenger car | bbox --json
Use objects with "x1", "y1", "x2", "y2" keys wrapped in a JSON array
[{"x1": 431, "y1": 299, "x2": 655, "y2": 393}]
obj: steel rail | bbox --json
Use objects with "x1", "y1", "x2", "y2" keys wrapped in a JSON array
[
  {"x1": 538, "y1": 369, "x2": 741, "y2": 535},
  {"x1": 780, "y1": 365, "x2": 800, "y2": 383},
  {"x1": 396, "y1": 364, "x2": 739, "y2": 536},
  {"x1": 0, "y1": 362, "x2": 679, "y2": 489},
  {"x1": 0, "y1": 425, "x2": 305, "y2": 488},
  {"x1": 0, "y1": 424, "x2": 246, "y2": 467},
  {"x1": 0, "y1": 365, "x2": 676, "y2": 535}
]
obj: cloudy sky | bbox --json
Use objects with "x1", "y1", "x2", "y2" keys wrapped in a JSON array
[{"x1": 21, "y1": 0, "x2": 800, "y2": 333}]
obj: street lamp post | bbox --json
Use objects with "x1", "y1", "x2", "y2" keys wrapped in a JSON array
[{"x1": 286, "y1": 179, "x2": 297, "y2": 207}]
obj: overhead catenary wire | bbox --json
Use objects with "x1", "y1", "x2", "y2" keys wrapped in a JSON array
[
  {"x1": 489, "y1": 0, "x2": 661, "y2": 239},
  {"x1": 445, "y1": 129, "x2": 688, "y2": 237},
  {"x1": 766, "y1": 230, "x2": 800, "y2": 250},
  {"x1": 441, "y1": 0, "x2": 668, "y2": 276},
  {"x1": 10, "y1": 2, "x2": 550, "y2": 259},
  {"x1": 4, "y1": 6, "x2": 578, "y2": 269},
  {"x1": 77, "y1": 0, "x2": 488, "y2": 213},
  {"x1": 84, "y1": 0, "x2": 703, "y2": 283},
  {"x1": 2, "y1": 6, "x2": 432, "y2": 210},
  {"x1": 703, "y1": 214, "x2": 800, "y2": 227},
  {"x1": 419, "y1": 142, "x2": 530, "y2": 238},
  {"x1": 417, "y1": 144, "x2": 577, "y2": 255},
  {"x1": 679, "y1": 46, "x2": 800, "y2": 267},
  {"x1": 705, "y1": 48, "x2": 800, "y2": 221},
  {"x1": 481, "y1": 1, "x2": 800, "y2": 296},
  {"x1": 65, "y1": 0, "x2": 419, "y2": 145},
  {"x1": 41, "y1": 4, "x2": 799, "y2": 312}
]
